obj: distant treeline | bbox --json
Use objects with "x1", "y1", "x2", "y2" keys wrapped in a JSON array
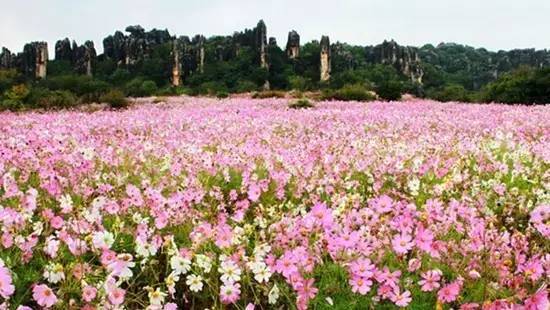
[{"x1": 1, "y1": 21, "x2": 549, "y2": 110}]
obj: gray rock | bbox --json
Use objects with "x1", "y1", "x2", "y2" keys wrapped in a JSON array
[
  {"x1": 286, "y1": 30, "x2": 300, "y2": 59},
  {"x1": 320, "y1": 36, "x2": 331, "y2": 82},
  {"x1": 0, "y1": 47, "x2": 16, "y2": 69},
  {"x1": 368, "y1": 40, "x2": 424, "y2": 83},
  {"x1": 21, "y1": 42, "x2": 48, "y2": 79},
  {"x1": 55, "y1": 38, "x2": 73, "y2": 62}
]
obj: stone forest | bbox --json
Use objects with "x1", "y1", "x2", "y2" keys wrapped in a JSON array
[{"x1": 1, "y1": 20, "x2": 550, "y2": 109}]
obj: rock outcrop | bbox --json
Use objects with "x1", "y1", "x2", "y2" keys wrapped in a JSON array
[
  {"x1": 171, "y1": 40, "x2": 182, "y2": 87},
  {"x1": 54, "y1": 39, "x2": 97, "y2": 76},
  {"x1": 103, "y1": 26, "x2": 172, "y2": 66},
  {"x1": 193, "y1": 35, "x2": 205, "y2": 74},
  {"x1": 368, "y1": 40, "x2": 424, "y2": 83},
  {"x1": 0, "y1": 47, "x2": 16, "y2": 69},
  {"x1": 55, "y1": 38, "x2": 73, "y2": 62},
  {"x1": 21, "y1": 42, "x2": 48, "y2": 79},
  {"x1": 286, "y1": 31, "x2": 300, "y2": 59},
  {"x1": 255, "y1": 20, "x2": 268, "y2": 69},
  {"x1": 320, "y1": 36, "x2": 331, "y2": 82},
  {"x1": 74, "y1": 41, "x2": 96, "y2": 76}
]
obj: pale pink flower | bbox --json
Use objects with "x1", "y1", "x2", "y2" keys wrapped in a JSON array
[
  {"x1": 392, "y1": 234, "x2": 414, "y2": 255},
  {"x1": 82, "y1": 285, "x2": 97, "y2": 303},
  {"x1": 438, "y1": 281, "x2": 461, "y2": 303},
  {"x1": 32, "y1": 284, "x2": 58, "y2": 308},
  {"x1": 108, "y1": 287, "x2": 126, "y2": 306}
]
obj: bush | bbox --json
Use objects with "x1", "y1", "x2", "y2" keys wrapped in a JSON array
[
  {"x1": 0, "y1": 99, "x2": 23, "y2": 111},
  {"x1": 125, "y1": 79, "x2": 158, "y2": 97},
  {"x1": 288, "y1": 76, "x2": 311, "y2": 91},
  {"x1": 288, "y1": 99, "x2": 314, "y2": 109},
  {"x1": 30, "y1": 89, "x2": 77, "y2": 109},
  {"x1": 196, "y1": 82, "x2": 228, "y2": 96},
  {"x1": 100, "y1": 90, "x2": 128, "y2": 109},
  {"x1": 44, "y1": 90, "x2": 77, "y2": 109},
  {"x1": 252, "y1": 90, "x2": 286, "y2": 99},
  {"x1": 4, "y1": 84, "x2": 30, "y2": 102},
  {"x1": 376, "y1": 81, "x2": 403, "y2": 101},
  {"x1": 234, "y1": 80, "x2": 258, "y2": 93},
  {"x1": 0, "y1": 69, "x2": 20, "y2": 93},
  {"x1": 321, "y1": 84, "x2": 376, "y2": 102},
  {"x1": 216, "y1": 91, "x2": 229, "y2": 99},
  {"x1": 428, "y1": 84, "x2": 472, "y2": 102}
]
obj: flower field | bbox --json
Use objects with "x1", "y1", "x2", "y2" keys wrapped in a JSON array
[{"x1": 0, "y1": 98, "x2": 548, "y2": 309}]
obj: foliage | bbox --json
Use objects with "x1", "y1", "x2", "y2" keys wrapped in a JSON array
[
  {"x1": 0, "y1": 69, "x2": 21, "y2": 93},
  {"x1": 427, "y1": 84, "x2": 473, "y2": 102},
  {"x1": 26, "y1": 88, "x2": 77, "y2": 109},
  {"x1": 252, "y1": 90, "x2": 286, "y2": 99},
  {"x1": 216, "y1": 91, "x2": 229, "y2": 99},
  {"x1": 288, "y1": 98, "x2": 314, "y2": 109},
  {"x1": 322, "y1": 84, "x2": 376, "y2": 102},
  {"x1": 100, "y1": 89, "x2": 128, "y2": 108},
  {"x1": 481, "y1": 66, "x2": 550, "y2": 104},
  {"x1": 125, "y1": 78, "x2": 158, "y2": 97}
]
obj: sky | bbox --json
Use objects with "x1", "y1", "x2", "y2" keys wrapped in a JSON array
[{"x1": 1, "y1": 0, "x2": 549, "y2": 56}]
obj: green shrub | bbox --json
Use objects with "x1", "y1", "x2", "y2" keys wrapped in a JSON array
[
  {"x1": 125, "y1": 78, "x2": 158, "y2": 97},
  {"x1": 100, "y1": 90, "x2": 128, "y2": 109},
  {"x1": 376, "y1": 80, "x2": 403, "y2": 101},
  {"x1": 0, "y1": 99, "x2": 23, "y2": 111},
  {"x1": 5, "y1": 84, "x2": 30, "y2": 102},
  {"x1": 197, "y1": 82, "x2": 228, "y2": 96},
  {"x1": 289, "y1": 76, "x2": 311, "y2": 91},
  {"x1": 288, "y1": 99, "x2": 314, "y2": 109},
  {"x1": 26, "y1": 88, "x2": 76, "y2": 109},
  {"x1": 216, "y1": 91, "x2": 229, "y2": 99},
  {"x1": 428, "y1": 84, "x2": 472, "y2": 102},
  {"x1": 0, "y1": 69, "x2": 20, "y2": 93},
  {"x1": 234, "y1": 80, "x2": 258, "y2": 93},
  {"x1": 33, "y1": 90, "x2": 77, "y2": 109},
  {"x1": 322, "y1": 84, "x2": 375, "y2": 102},
  {"x1": 252, "y1": 90, "x2": 286, "y2": 99}
]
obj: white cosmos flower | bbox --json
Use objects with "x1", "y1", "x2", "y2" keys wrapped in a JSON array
[
  {"x1": 59, "y1": 194, "x2": 73, "y2": 213},
  {"x1": 148, "y1": 287, "x2": 167, "y2": 305},
  {"x1": 43, "y1": 263, "x2": 65, "y2": 284},
  {"x1": 253, "y1": 266, "x2": 272, "y2": 283},
  {"x1": 218, "y1": 260, "x2": 241, "y2": 284},
  {"x1": 170, "y1": 255, "x2": 191, "y2": 276},
  {"x1": 186, "y1": 274, "x2": 204, "y2": 292},
  {"x1": 268, "y1": 284, "x2": 280, "y2": 304},
  {"x1": 195, "y1": 254, "x2": 212, "y2": 273},
  {"x1": 92, "y1": 231, "x2": 115, "y2": 249}
]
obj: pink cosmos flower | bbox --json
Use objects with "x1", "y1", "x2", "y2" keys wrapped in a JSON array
[
  {"x1": 391, "y1": 289, "x2": 412, "y2": 307},
  {"x1": 220, "y1": 282, "x2": 241, "y2": 304},
  {"x1": 247, "y1": 184, "x2": 261, "y2": 202},
  {"x1": 392, "y1": 234, "x2": 414, "y2": 255},
  {"x1": 524, "y1": 290, "x2": 549, "y2": 310},
  {"x1": 418, "y1": 269, "x2": 442, "y2": 292},
  {"x1": 437, "y1": 281, "x2": 461, "y2": 303},
  {"x1": 407, "y1": 258, "x2": 421, "y2": 272},
  {"x1": 107, "y1": 287, "x2": 126, "y2": 306},
  {"x1": 349, "y1": 258, "x2": 375, "y2": 278},
  {"x1": 32, "y1": 284, "x2": 58, "y2": 308},
  {"x1": 0, "y1": 265, "x2": 15, "y2": 298},
  {"x1": 350, "y1": 276, "x2": 373, "y2": 295},
  {"x1": 296, "y1": 278, "x2": 318, "y2": 301},
  {"x1": 82, "y1": 285, "x2": 97, "y2": 302},
  {"x1": 164, "y1": 302, "x2": 178, "y2": 310}
]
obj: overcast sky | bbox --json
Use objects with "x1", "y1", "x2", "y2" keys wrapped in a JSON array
[{"x1": 1, "y1": 0, "x2": 549, "y2": 56}]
